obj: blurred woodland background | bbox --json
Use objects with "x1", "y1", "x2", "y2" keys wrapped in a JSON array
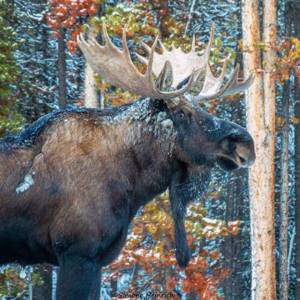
[{"x1": 0, "y1": 0, "x2": 300, "y2": 299}]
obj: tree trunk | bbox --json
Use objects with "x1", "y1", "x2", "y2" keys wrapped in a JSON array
[
  {"x1": 84, "y1": 64, "x2": 99, "y2": 108},
  {"x1": 41, "y1": 12, "x2": 50, "y2": 115},
  {"x1": 279, "y1": 2, "x2": 295, "y2": 297},
  {"x1": 241, "y1": 0, "x2": 277, "y2": 299},
  {"x1": 222, "y1": 99, "x2": 247, "y2": 299},
  {"x1": 279, "y1": 80, "x2": 290, "y2": 300},
  {"x1": 150, "y1": 0, "x2": 170, "y2": 39},
  {"x1": 58, "y1": 29, "x2": 67, "y2": 108},
  {"x1": 222, "y1": 172, "x2": 244, "y2": 299},
  {"x1": 295, "y1": 71, "x2": 300, "y2": 299},
  {"x1": 288, "y1": 0, "x2": 300, "y2": 297},
  {"x1": 83, "y1": 25, "x2": 99, "y2": 108}
]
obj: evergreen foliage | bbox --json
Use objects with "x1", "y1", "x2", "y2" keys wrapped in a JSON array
[{"x1": 0, "y1": 0, "x2": 24, "y2": 136}]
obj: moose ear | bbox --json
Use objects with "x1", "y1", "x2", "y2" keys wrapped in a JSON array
[{"x1": 155, "y1": 60, "x2": 173, "y2": 91}]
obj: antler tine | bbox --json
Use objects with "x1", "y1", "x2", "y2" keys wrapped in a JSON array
[
  {"x1": 141, "y1": 41, "x2": 152, "y2": 54},
  {"x1": 121, "y1": 27, "x2": 139, "y2": 73},
  {"x1": 207, "y1": 24, "x2": 215, "y2": 51},
  {"x1": 102, "y1": 23, "x2": 116, "y2": 50},
  {"x1": 193, "y1": 63, "x2": 254, "y2": 102},
  {"x1": 145, "y1": 36, "x2": 159, "y2": 80},
  {"x1": 193, "y1": 57, "x2": 229, "y2": 101},
  {"x1": 136, "y1": 38, "x2": 165, "y2": 65},
  {"x1": 77, "y1": 33, "x2": 100, "y2": 70},
  {"x1": 158, "y1": 39, "x2": 167, "y2": 53},
  {"x1": 191, "y1": 35, "x2": 196, "y2": 52},
  {"x1": 136, "y1": 51, "x2": 148, "y2": 65},
  {"x1": 221, "y1": 64, "x2": 255, "y2": 97}
]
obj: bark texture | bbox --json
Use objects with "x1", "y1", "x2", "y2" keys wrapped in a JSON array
[
  {"x1": 84, "y1": 64, "x2": 99, "y2": 108},
  {"x1": 58, "y1": 29, "x2": 67, "y2": 108},
  {"x1": 289, "y1": 1, "x2": 300, "y2": 297},
  {"x1": 295, "y1": 71, "x2": 300, "y2": 299},
  {"x1": 84, "y1": 26, "x2": 99, "y2": 109},
  {"x1": 222, "y1": 99, "x2": 248, "y2": 299},
  {"x1": 278, "y1": 2, "x2": 295, "y2": 297},
  {"x1": 279, "y1": 81, "x2": 290, "y2": 300},
  {"x1": 242, "y1": 0, "x2": 277, "y2": 299}
]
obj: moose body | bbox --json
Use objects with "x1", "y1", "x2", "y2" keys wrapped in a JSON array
[
  {"x1": 0, "y1": 98, "x2": 254, "y2": 299},
  {"x1": 0, "y1": 25, "x2": 255, "y2": 299}
]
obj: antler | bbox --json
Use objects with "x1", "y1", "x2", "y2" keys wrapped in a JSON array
[
  {"x1": 77, "y1": 24, "x2": 195, "y2": 99},
  {"x1": 192, "y1": 63, "x2": 254, "y2": 101},
  {"x1": 138, "y1": 25, "x2": 254, "y2": 102}
]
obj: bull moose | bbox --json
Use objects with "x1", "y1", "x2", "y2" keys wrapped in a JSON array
[{"x1": 0, "y1": 24, "x2": 255, "y2": 299}]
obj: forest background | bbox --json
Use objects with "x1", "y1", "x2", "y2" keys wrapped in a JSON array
[{"x1": 0, "y1": 0, "x2": 299, "y2": 299}]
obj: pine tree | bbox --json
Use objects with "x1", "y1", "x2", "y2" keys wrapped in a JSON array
[{"x1": 0, "y1": 0, "x2": 24, "y2": 136}]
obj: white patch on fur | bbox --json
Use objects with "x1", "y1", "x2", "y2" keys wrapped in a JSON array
[
  {"x1": 156, "y1": 112, "x2": 167, "y2": 122},
  {"x1": 161, "y1": 119, "x2": 174, "y2": 137},
  {"x1": 101, "y1": 98, "x2": 152, "y2": 125},
  {"x1": 16, "y1": 174, "x2": 35, "y2": 194}
]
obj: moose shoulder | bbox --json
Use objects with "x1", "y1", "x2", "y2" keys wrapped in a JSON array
[{"x1": 0, "y1": 25, "x2": 255, "y2": 300}]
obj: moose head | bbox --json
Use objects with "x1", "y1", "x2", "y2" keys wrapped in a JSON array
[{"x1": 78, "y1": 24, "x2": 255, "y2": 173}]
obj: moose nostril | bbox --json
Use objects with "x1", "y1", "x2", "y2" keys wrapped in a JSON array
[
  {"x1": 238, "y1": 155, "x2": 246, "y2": 164},
  {"x1": 235, "y1": 142, "x2": 255, "y2": 166}
]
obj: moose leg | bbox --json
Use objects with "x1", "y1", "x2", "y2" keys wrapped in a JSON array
[{"x1": 56, "y1": 255, "x2": 101, "y2": 300}]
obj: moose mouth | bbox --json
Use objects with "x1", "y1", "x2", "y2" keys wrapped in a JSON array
[{"x1": 217, "y1": 151, "x2": 247, "y2": 171}]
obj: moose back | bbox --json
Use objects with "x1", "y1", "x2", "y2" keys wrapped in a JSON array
[{"x1": 0, "y1": 25, "x2": 255, "y2": 300}]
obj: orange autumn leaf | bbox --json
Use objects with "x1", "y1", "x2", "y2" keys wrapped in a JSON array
[
  {"x1": 209, "y1": 250, "x2": 220, "y2": 260},
  {"x1": 166, "y1": 278, "x2": 177, "y2": 290}
]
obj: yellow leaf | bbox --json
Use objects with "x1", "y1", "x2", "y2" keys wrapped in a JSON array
[
  {"x1": 291, "y1": 116, "x2": 299, "y2": 125},
  {"x1": 146, "y1": 224, "x2": 157, "y2": 235},
  {"x1": 276, "y1": 116, "x2": 285, "y2": 126}
]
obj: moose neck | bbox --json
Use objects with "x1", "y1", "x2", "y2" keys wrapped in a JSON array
[{"x1": 103, "y1": 98, "x2": 177, "y2": 214}]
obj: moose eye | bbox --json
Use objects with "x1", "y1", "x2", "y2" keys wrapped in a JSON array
[{"x1": 178, "y1": 111, "x2": 185, "y2": 119}]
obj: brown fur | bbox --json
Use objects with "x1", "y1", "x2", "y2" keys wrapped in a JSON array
[{"x1": 0, "y1": 98, "x2": 255, "y2": 299}]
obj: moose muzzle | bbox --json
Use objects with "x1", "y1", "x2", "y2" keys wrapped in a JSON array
[{"x1": 217, "y1": 122, "x2": 255, "y2": 171}]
